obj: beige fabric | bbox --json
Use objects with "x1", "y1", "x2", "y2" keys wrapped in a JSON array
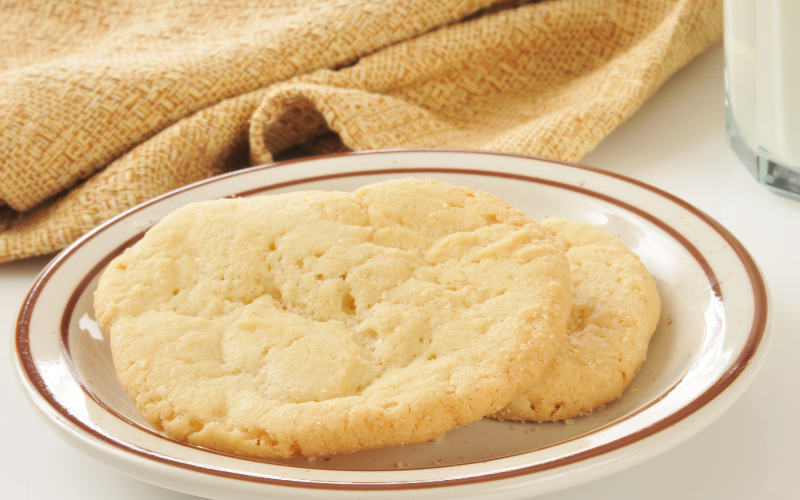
[{"x1": 0, "y1": 0, "x2": 722, "y2": 262}]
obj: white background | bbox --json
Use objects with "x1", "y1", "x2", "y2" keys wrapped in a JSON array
[{"x1": 2, "y1": 43, "x2": 799, "y2": 500}]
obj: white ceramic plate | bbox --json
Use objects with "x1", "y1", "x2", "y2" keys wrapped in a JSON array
[{"x1": 13, "y1": 150, "x2": 771, "y2": 500}]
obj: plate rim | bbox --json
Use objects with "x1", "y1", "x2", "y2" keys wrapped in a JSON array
[{"x1": 14, "y1": 149, "x2": 770, "y2": 492}]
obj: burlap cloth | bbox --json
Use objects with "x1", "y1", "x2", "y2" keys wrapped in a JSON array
[{"x1": 0, "y1": 0, "x2": 721, "y2": 263}]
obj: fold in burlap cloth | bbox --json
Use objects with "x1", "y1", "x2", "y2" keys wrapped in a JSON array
[{"x1": 0, "y1": 0, "x2": 721, "y2": 263}]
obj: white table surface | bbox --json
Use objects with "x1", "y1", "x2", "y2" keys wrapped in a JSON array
[{"x1": 2, "y1": 43, "x2": 799, "y2": 500}]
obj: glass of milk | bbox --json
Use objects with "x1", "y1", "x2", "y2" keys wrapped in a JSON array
[{"x1": 724, "y1": 0, "x2": 800, "y2": 200}]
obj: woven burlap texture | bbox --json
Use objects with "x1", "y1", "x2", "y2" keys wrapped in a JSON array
[{"x1": 0, "y1": 0, "x2": 722, "y2": 263}]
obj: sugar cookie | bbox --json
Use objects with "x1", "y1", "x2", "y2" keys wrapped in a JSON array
[
  {"x1": 95, "y1": 178, "x2": 572, "y2": 457},
  {"x1": 493, "y1": 218, "x2": 660, "y2": 422}
]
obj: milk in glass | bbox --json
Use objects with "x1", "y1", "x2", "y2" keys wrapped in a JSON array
[{"x1": 725, "y1": 0, "x2": 800, "y2": 199}]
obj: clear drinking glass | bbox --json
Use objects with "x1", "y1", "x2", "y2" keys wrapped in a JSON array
[{"x1": 724, "y1": 0, "x2": 800, "y2": 200}]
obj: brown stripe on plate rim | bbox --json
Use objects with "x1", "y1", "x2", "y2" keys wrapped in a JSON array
[{"x1": 16, "y1": 151, "x2": 768, "y2": 490}]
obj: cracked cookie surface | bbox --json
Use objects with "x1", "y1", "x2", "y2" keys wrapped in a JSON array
[
  {"x1": 492, "y1": 218, "x2": 661, "y2": 422},
  {"x1": 94, "y1": 178, "x2": 571, "y2": 458}
]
